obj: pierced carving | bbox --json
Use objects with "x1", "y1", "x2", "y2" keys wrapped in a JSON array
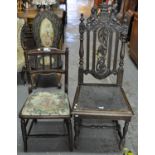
[
  {"x1": 92, "y1": 26, "x2": 111, "y2": 78},
  {"x1": 85, "y1": 2, "x2": 129, "y2": 35},
  {"x1": 98, "y1": 27, "x2": 108, "y2": 44},
  {"x1": 86, "y1": 7, "x2": 97, "y2": 28},
  {"x1": 81, "y1": 2, "x2": 130, "y2": 80},
  {"x1": 96, "y1": 45, "x2": 108, "y2": 74}
]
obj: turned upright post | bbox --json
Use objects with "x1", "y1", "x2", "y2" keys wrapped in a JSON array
[
  {"x1": 78, "y1": 14, "x2": 85, "y2": 85},
  {"x1": 117, "y1": 17, "x2": 128, "y2": 86}
]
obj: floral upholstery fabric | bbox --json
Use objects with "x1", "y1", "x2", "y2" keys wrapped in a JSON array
[
  {"x1": 21, "y1": 91, "x2": 70, "y2": 116},
  {"x1": 17, "y1": 18, "x2": 25, "y2": 72},
  {"x1": 40, "y1": 18, "x2": 54, "y2": 47}
]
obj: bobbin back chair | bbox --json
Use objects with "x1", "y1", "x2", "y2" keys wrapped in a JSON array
[
  {"x1": 32, "y1": 10, "x2": 64, "y2": 88},
  {"x1": 19, "y1": 47, "x2": 73, "y2": 152},
  {"x1": 72, "y1": 3, "x2": 134, "y2": 150}
]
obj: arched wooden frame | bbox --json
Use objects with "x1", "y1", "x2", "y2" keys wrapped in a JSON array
[{"x1": 32, "y1": 10, "x2": 63, "y2": 48}]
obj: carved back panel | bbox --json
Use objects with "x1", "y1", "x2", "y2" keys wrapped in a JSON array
[
  {"x1": 78, "y1": 3, "x2": 130, "y2": 85},
  {"x1": 32, "y1": 10, "x2": 63, "y2": 48}
]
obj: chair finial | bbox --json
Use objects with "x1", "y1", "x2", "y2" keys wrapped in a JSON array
[
  {"x1": 80, "y1": 13, "x2": 84, "y2": 21},
  {"x1": 91, "y1": 7, "x2": 97, "y2": 15}
]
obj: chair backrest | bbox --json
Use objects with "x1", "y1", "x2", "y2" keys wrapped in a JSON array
[
  {"x1": 78, "y1": 3, "x2": 130, "y2": 86},
  {"x1": 25, "y1": 47, "x2": 69, "y2": 93},
  {"x1": 32, "y1": 10, "x2": 63, "y2": 48},
  {"x1": 17, "y1": 17, "x2": 25, "y2": 72}
]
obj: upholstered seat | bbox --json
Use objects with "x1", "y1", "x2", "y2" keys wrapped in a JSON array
[{"x1": 21, "y1": 91, "x2": 70, "y2": 117}]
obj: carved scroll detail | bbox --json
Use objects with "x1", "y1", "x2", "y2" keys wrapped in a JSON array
[
  {"x1": 95, "y1": 27, "x2": 109, "y2": 77},
  {"x1": 96, "y1": 45, "x2": 108, "y2": 74},
  {"x1": 98, "y1": 27, "x2": 108, "y2": 44}
]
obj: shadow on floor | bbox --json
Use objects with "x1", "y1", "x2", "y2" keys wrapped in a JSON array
[{"x1": 18, "y1": 120, "x2": 120, "y2": 153}]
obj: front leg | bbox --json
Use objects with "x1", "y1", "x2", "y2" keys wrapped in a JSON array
[
  {"x1": 21, "y1": 119, "x2": 28, "y2": 152},
  {"x1": 74, "y1": 115, "x2": 81, "y2": 148},
  {"x1": 65, "y1": 119, "x2": 73, "y2": 151},
  {"x1": 119, "y1": 120, "x2": 130, "y2": 150},
  {"x1": 21, "y1": 69, "x2": 26, "y2": 84}
]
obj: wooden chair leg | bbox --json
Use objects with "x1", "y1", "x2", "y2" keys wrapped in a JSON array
[
  {"x1": 21, "y1": 68, "x2": 26, "y2": 84},
  {"x1": 33, "y1": 119, "x2": 37, "y2": 124},
  {"x1": 74, "y1": 116, "x2": 81, "y2": 148},
  {"x1": 119, "y1": 121, "x2": 130, "y2": 150},
  {"x1": 65, "y1": 119, "x2": 73, "y2": 151},
  {"x1": 21, "y1": 119, "x2": 28, "y2": 152},
  {"x1": 114, "y1": 120, "x2": 122, "y2": 140}
]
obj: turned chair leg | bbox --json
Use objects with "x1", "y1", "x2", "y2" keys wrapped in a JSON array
[
  {"x1": 74, "y1": 116, "x2": 81, "y2": 148},
  {"x1": 21, "y1": 68, "x2": 26, "y2": 84},
  {"x1": 113, "y1": 120, "x2": 122, "y2": 140},
  {"x1": 65, "y1": 119, "x2": 73, "y2": 151},
  {"x1": 119, "y1": 121, "x2": 130, "y2": 150},
  {"x1": 33, "y1": 119, "x2": 37, "y2": 124},
  {"x1": 21, "y1": 119, "x2": 28, "y2": 152}
]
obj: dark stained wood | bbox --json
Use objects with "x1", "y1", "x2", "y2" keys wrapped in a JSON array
[
  {"x1": 107, "y1": 30, "x2": 112, "y2": 69},
  {"x1": 117, "y1": 32, "x2": 128, "y2": 86},
  {"x1": 86, "y1": 30, "x2": 90, "y2": 71},
  {"x1": 119, "y1": 121, "x2": 130, "y2": 150},
  {"x1": 32, "y1": 10, "x2": 63, "y2": 48},
  {"x1": 19, "y1": 9, "x2": 65, "y2": 86},
  {"x1": 92, "y1": 30, "x2": 97, "y2": 71},
  {"x1": 21, "y1": 119, "x2": 27, "y2": 152},
  {"x1": 113, "y1": 32, "x2": 119, "y2": 73},
  {"x1": 78, "y1": 14, "x2": 85, "y2": 84},
  {"x1": 65, "y1": 48, "x2": 69, "y2": 93},
  {"x1": 19, "y1": 47, "x2": 73, "y2": 151},
  {"x1": 72, "y1": 3, "x2": 134, "y2": 150}
]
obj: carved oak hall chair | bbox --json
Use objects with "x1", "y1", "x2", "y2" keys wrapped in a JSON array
[
  {"x1": 32, "y1": 10, "x2": 64, "y2": 88},
  {"x1": 72, "y1": 3, "x2": 134, "y2": 150},
  {"x1": 19, "y1": 48, "x2": 73, "y2": 152}
]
